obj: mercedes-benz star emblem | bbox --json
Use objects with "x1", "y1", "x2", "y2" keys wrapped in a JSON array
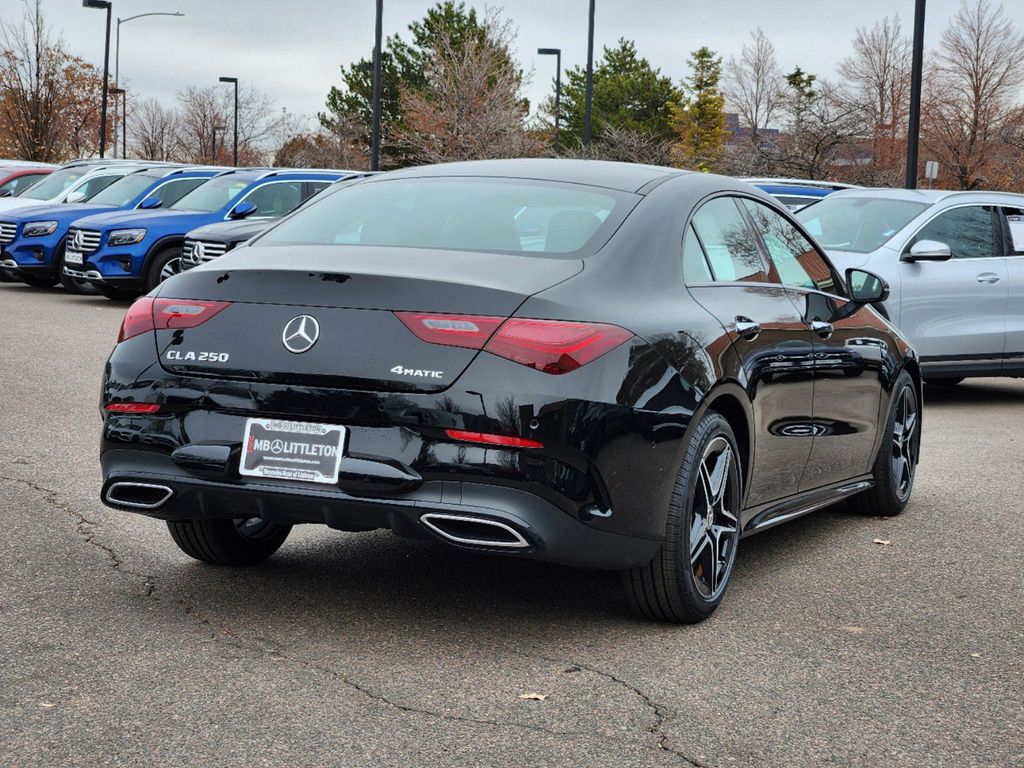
[
  {"x1": 192, "y1": 241, "x2": 205, "y2": 261},
  {"x1": 282, "y1": 315, "x2": 320, "y2": 354},
  {"x1": 72, "y1": 230, "x2": 84, "y2": 250}
]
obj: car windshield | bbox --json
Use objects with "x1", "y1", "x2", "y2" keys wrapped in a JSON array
[
  {"x1": 87, "y1": 172, "x2": 161, "y2": 207},
  {"x1": 259, "y1": 177, "x2": 632, "y2": 257},
  {"x1": 170, "y1": 176, "x2": 251, "y2": 213},
  {"x1": 20, "y1": 168, "x2": 88, "y2": 200},
  {"x1": 796, "y1": 196, "x2": 930, "y2": 253}
]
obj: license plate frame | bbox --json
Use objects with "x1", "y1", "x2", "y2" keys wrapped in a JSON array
[
  {"x1": 64, "y1": 249, "x2": 84, "y2": 266},
  {"x1": 239, "y1": 418, "x2": 346, "y2": 485}
]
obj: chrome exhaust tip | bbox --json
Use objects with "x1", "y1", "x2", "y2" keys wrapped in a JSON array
[
  {"x1": 420, "y1": 513, "x2": 530, "y2": 549},
  {"x1": 104, "y1": 481, "x2": 174, "y2": 510}
]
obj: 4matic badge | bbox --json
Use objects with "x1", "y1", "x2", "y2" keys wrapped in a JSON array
[{"x1": 390, "y1": 365, "x2": 444, "y2": 380}]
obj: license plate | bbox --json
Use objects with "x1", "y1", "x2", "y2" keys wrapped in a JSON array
[
  {"x1": 64, "y1": 249, "x2": 84, "y2": 266},
  {"x1": 239, "y1": 418, "x2": 346, "y2": 485}
]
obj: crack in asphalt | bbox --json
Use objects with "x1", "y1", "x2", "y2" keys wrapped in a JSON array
[
  {"x1": 0, "y1": 474, "x2": 156, "y2": 597},
  {"x1": 4, "y1": 473, "x2": 700, "y2": 765}
]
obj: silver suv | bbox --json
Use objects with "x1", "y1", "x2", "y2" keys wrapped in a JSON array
[{"x1": 797, "y1": 189, "x2": 1024, "y2": 383}]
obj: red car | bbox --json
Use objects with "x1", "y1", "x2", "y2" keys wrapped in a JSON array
[{"x1": 0, "y1": 165, "x2": 54, "y2": 198}]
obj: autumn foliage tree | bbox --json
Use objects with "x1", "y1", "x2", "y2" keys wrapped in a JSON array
[{"x1": 0, "y1": 0, "x2": 108, "y2": 161}]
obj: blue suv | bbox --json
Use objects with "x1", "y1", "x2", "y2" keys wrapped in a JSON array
[
  {"x1": 66, "y1": 169, "x2": 349, "y2": 299},
  {"x1": 0, "y1": 166, "x2": 218, "y2": 293}
]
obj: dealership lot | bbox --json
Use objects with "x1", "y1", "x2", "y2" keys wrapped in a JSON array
[{"x1": 1, "y1": 284, "x2": 1021, "y2": 767}]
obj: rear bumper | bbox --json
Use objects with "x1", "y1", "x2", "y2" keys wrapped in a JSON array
[{"x1": 100, "y1": 448, "x2": 661, "y2": 569}]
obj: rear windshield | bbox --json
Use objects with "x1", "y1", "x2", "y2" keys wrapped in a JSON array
[
  {"x1": 797, "y1": 196, "x2": 930, "y2": 253},
  {"x1": 171, "y1": 176, "x2": 251, "y2": 213},
  {"x1": 87, "y1": 172, "x2": 160, "y2": 207},
  {"x1": 259, "y1": 177, "x2": 634, "y2": 257},
  {"x1": 20, "y1": 168, "x2": 87, "y2": 200}
]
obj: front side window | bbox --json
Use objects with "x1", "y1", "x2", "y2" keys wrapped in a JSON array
[
  {"x1": 742, "y1": 199, "x2": 837, "y2": 294},
  {"x1": 70, "y1": 174, "x2": 123, "y2": 201},
  {"x1": 260, "y1": 177, "x2": 632, "y2": 257},
  {"x1": 238, "y1": 181, "x2": 304, "y2": 218},
  {"x1": 690, "y1": 197, "x2": 772, "y2": 283},
  {"x1": 911, "y1": 206, "x2": 998, "y2": 260}
]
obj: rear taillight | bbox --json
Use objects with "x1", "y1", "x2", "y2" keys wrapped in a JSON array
[
  {"x1": 105, "y1": 403, "x2": 161, "y2": 414},
  {"x1": 395, "y1": 312, "x2": 633, "y2": 375},
  {"x1": 117, "y1": 297, "x2": 231, "y2": 342}
]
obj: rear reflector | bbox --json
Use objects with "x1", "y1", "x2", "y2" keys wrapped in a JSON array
[
  {"x1": 394, "y1": 313, "x2": 633, "y2": 375},
  {"x1": 117, "y1": 297, "x2": 231, "y2": 342},
  {"x1": 445, "y1": 429, "x2": 543, "y2": 448},
  {"x1": 105, "y1": 403, "x2": 161, "y2": 414}
]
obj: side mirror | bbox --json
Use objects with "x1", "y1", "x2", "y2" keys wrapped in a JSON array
[
  {"x1": 65, "y1": 190, "x2": 87, "y2": 204},
  {"x1": 229, "y1": 201, "x2": 258, "y2": 220},
  {"x1": 902, "y1": 239, "x2": 952, "y2": 262},
  {"x1": 846, "y1": 268, "x2": 890, "y2": 305},
  {"x1": 0, "y1": 190, "x2": 11, "y2": 198},
  {"x1": 138, "y1": 196, "x2": 162, "y2": 210}
]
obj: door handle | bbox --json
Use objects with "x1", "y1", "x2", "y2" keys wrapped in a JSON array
[
  {"x1": 976, "y1": 273, "x2": 1000, "y2": 284},
  {"x1": 734, "y1": 317, "x2": 761, "y2": 340},
  {"x1": 809, "y1": 320, "x2": 834, "y2": 339}
]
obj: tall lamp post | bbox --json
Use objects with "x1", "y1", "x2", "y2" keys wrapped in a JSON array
[
  {"x1": 82, "y1": 0, "x2": 112, "y2": 158},
  {"x1": 905, "y1": 0, "x2": 926, "y2": 189},
  {"x1": 370, "y1": 0, "x2": 384, "y2": 171},
  {"x1": 114, "y1": 11, "x2": 185, "y2": 158},
  {"x1": 583, "y1": 0, "x2": 595, "y2": 152},
  {"x1": 537, "y1": 48, "x2": 562, "y2": 152},
  {"x1": 219, "y1": 77, "x2": 239, "y2": 166}
]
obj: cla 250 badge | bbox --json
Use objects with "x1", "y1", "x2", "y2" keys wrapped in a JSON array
[
  {"x1": 391, "y1": 365, "x2": 444, "y2": 379},
  {"x1": 166, "y1": 350, "x2": 230, "y2": 363}
]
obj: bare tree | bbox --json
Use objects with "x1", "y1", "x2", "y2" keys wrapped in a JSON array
[
  {"x1": 724, "y1": 28, "x2": 783, "y2": 144},
  {"x1": 558, "y1": 124, "x2": 673, "y2": 165},
  {"x1": 838, "y1": 15, "x2": 911, "y2": 185},
  {"x1": 129, "y1": 97, "x2": 180, "y2": 161},
  {"x1": 772, "y1": 72, "x2": 862, "y2": 179},
  {"x1": 923, "y1": 0, "x2": 1024, "y2": 189},
  {"x1": 394, "y1": 12, "x2": 540, "y2": 164},
  {"x1": 176, "y1": 84, "x2": 290, "y2": 165},
  {"x1": 0, "y1": 0, "x2": 106, "y2": 161},
  {"x1": 273, "y1": 129, "x2": 369, "y2": 170}
]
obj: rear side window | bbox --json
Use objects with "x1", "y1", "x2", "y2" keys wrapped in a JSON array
[
  {"x1": 683, "y1": 224, "x2": 713, "y2": 283},
  {"x1": 72, "y1": 174, "x2": 122, "y2": 201},
  {"x1": 690, "y1": 197, "x2": 772, "y2": 283},
  {"x1": 912, "y1": 206, "x2": 998, "y2": 260},
  {"x1": 741, "y1": 199, "x2": 837, "y2": 294},
  {"x1": 260, "y1": 177, "x2": 634, "y2": 258},
  {"x1": 0, "y1": 173, "x2": 47, "y2": 197},
  {"x1": 1002, "y1": 207, "x2": 1024, "y2": 254}
]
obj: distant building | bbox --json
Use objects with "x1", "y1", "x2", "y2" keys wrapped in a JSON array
[{"x1": 725, "y1": 113, "x2": 780, "y2": 146}]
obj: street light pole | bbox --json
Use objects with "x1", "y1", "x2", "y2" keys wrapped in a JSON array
[
  {"x1": 583, "y1": 0, "x2": 595, "y2": 153},
  {"x1": 370, "y1": 0, "x2": 384, "y2": 171},
  {"x1": 212, "y1": 125, "x2": 226, "y2": 164},
  {"x1": 537, "y1": 48, "x2": 562, "y2": 152},
  {"x1": 83, "y1": 0, "x2": 112, "y2": 158},
  {"x1": 219, "y1": 77, "x2": 239, "y2": 166},
  {"x1": 114, "y1": 11, "x2": 185, "y2": 158},
  {"x1": 905, "y1": 0, "x2": 926, "y2": 189},
  {"x1": 108, "y1": 86, "x2": 126, "y2": 158}
]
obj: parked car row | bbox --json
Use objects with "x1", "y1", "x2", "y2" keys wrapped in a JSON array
[{"x1": 0, "y1": 160, "x2": 364, "y2": 297}]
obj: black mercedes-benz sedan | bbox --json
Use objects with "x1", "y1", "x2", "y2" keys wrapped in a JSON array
[{"x1": 99, "y1": 159, "x2": 920, "y2": 623}]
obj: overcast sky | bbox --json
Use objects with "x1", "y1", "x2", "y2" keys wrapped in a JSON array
[{"x1": 20, "y1": 0, "x2": 1024, "y2": 128}]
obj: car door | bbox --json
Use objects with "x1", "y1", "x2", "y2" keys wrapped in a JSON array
[
  {"x1": 999, "y1": 206, "x2": 1024, "y2": 374},
  {"x1": 685, "y1": 195, "x2": 815, "y2": 507},
  {"x1": 741, "y1": 199, "x2": 885, "y2": 491},
  {"x1": 898, "y1": 205, "x2": 1008, "y2": 375}
]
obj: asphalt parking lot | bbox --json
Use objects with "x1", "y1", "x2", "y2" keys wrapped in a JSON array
[{"x1": 1, "y1": 283, "x2": 1021, "y2": 768}]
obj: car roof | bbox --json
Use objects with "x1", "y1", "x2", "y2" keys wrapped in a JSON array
[
  {"x1": 742, "y1": 177, "x2": 860, "y2": 191},
  {"x1": 380, "y1": 158, "x2": 687, "y2": 193},
  {"x1": 755, "y1": 184, "x2": 833, "y2": 197},
  {"x1": 825, "y1": 187, "x2": 1024, "y2": 205}
]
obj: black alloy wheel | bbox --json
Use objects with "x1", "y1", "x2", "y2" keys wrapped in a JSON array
[{"x1": 625, "y1": 412, "x2": 742, "y2": 623}]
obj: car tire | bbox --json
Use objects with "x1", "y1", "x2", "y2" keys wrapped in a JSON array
[
  {"x1": 924, "y1": 377, "x2": 963, "y2": 387},
  {"x1": 146, "y1": 246, "x2": 183, "y2": 291},
  {"x1": 624, "y1": 412, "x2": 742, "y2": 623},
  {"x1": 56, "y1": 241, "x2": 97, "y2": 295},
  {"x1": 847, "y1": 370, "x2": 919, "y2": 517},
  {"x1": 166, "y1": 518, "x2": 292, "y2": 566},
  {"x1": 0, "y1": 267, "x2": 17, "y2": 282}
]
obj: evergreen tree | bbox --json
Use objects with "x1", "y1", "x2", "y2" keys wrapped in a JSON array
[{"x1": 671, "y1": 46, "x2": 728, "y2": 171}]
